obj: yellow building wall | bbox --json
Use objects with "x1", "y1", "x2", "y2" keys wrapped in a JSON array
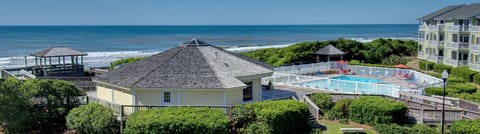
[
  {"x1": 135, "y1": 89, "x2": 244, "y2": 106},
  {"x1": 180, "y1": 90, "x2": 225, "y2": 105},
  {"x1": 96, "y1": 85, "x2": 113, "y2": 102},
  {"x1": 112, "y1": 89, "x2": 132, "y2": 105},
  {"x1": 226, "y1": 89, "x2": 243, "y2": 105}
]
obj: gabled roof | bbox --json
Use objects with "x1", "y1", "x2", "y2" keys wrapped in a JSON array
[
  {"x1": 418, "y1": 4, "x2": 465, "y2": 21},
  {"x1": 435, "y1": 3, "x2": 480, "y2": 20},
  {"x1": 31, "y1": 46, "x2": 87, "y2": 57},
  {"x1": 95, "y1": 38, "x2": 273, "y2": 89},
  {"x1": 315, "y1": 44, "x2": 345, "y2": 55}
]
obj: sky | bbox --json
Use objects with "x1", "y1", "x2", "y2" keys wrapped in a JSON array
[{"x1": 0, "y1": 0, "x2": 478, "y2": 25}]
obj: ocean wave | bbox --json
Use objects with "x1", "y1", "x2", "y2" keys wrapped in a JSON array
[{"x1": 348, "y1": 37, "x2": 417, "y2": 43}]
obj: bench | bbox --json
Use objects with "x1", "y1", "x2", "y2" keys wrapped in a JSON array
[{"x1": 340, "y1": 128, "x2": 365, "y2": 134}]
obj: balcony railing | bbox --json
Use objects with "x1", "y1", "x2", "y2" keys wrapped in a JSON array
[
  {"x1": 446, "y1": 25, "x2": 470, "y2": 32},
  {"x1": 471, "y1": 25, "x2": 480, "y2": 33},
  {"x1": 427, "y1": 40, "x2": 441, "y2": 47},
  {"x1": 469, "y1": 63, "x2": 480, "y2": 71},
  {"x1": 446, "y1": 42, "x2": 469, "y2": 49},
  {"x1": 424, "y1": 25, "x2": 444, "y2": 31},
  {"x1": 469, "y1": 44, "x2": 480, "y2": 52},
  {"x1": 446, "y1": 59, "x2": 468, "y2": 67},
  {"x1": 427, "y1": 55, "x2": 443, "y2": 63},
  {"x1": 419, "y1": 25, "x2": 426, "y2": 30}
]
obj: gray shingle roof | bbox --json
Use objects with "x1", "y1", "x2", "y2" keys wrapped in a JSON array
[
  {"x1": 315, "y1": 44, "x2": 345, "y2": 55},
  {"x1": 95, "y1": 39, "x2": 273, "y2": 89},
  {"x1": 418, "y1": 4, "x2": 465, "y2": 21},
  {"x1": 31, "y1": 46, "x2": 87, "y2": 57},
  {"x1": 435, "y1": 3, "x2": 480, "y2": 20}
]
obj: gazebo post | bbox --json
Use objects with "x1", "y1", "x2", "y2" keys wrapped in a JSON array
[
  {"x1": 327, "y1": 56, "x2": 330, "y2": 62},
  {"x1": 35, "y1": 57, "x2": 38, "y2": 66}
]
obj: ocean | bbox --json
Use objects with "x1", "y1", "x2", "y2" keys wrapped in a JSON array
[{"x1": 0, "y1": 24, "x2": 418, "y2": 68}]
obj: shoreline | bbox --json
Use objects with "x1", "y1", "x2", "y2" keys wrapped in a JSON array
[{"x1": 0, "y1": 37, "x2": 417, "y2": 69}]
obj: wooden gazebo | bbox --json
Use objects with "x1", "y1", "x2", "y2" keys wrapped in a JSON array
[
  {"x1": 315, "y1": 44, "x2": 345, "y2": 62},
  {"x1": 30, "y1": 46, "x2": 87, "y2": 77}
]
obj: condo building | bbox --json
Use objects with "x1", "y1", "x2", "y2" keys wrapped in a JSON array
[{"x1": 417, "y1": 3, "x2": 480, "y2": 71}]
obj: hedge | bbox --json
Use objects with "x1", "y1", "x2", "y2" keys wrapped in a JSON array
[
  {"x1": 433, "y1": 63, "x2": 452, "y2": 73},
  {"x1": 451, "y1": 66, "x2": 478, "y2": 82},
  {"x1": 124, "y1": 107, "x2": 229, "y2": 134},
  {"x1": 447, "y1": 76, "x2": 466, "y2": 83},
  {"x1": 450, "y1": 119, "x2": 480, "y2": 134},
  {"x1": 448, "y1": 83, "x2": 477, "y2": 94},
  {"x1": 474, "y1": 73, "x2": 480, "y2": 85},
  {"x1": 234, "y1": 100, "x2": 310, "y2": 134},
  {"x1": 66, "y1": 103, "x2": 119, "y2": 134},
  {"x1": 349, "y1": 97, "x2": 407, "y2": 125},
  {"x1": 419, "y1": 60, "x2": 435, "y2": 70},
  {"x1": 332, "y1": 98, "x2": 353, "y2": 119},
  {"x1": 374, "y1": 124, "x2": 438, "y2": 134},
  {"x1": 309, "y1": 93, "x2": 333, "y2": 110}
]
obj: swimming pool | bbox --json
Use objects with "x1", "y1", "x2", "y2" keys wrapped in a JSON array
[
  {"x1": 294, "y1": 75, "x2": 406, "y2": 96},
  {"x1": 331, "y1": 76, "x2": 382, "y2": 83}
]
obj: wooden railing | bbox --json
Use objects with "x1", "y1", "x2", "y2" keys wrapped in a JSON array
[
  {"x1": 431, "y1": 95, "x2": 480, "y2": 112},
  {"x1": 303, "y1": 95, "x2": 320, "y2": 120}
]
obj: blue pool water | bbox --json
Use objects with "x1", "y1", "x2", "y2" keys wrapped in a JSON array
[
  {"x1": 295, "y1": 75, "x2": 403, "y2": 96},
  {"x1": 331, "y1": 76, "x2": 382, "y2": 83}
]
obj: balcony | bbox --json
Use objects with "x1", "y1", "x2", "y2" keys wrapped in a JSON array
[
  {"x1": 417, "y1": 51, "x2": 424, "y2": 59},
  {"x1": 427, "y1": 40, "x2": 441, "y2": 47},
  {"x1": 419, "y1": 25, "x2": 426, "y2": 31},
  {"x1": 446, "y1": 25, "x2": 469, "y2": 32},
  {"x1": 469, "y1": 44, "x2": 480, "y2": 52},
  {"x1": 446, "y1": 59, "x2": 468, "y2": 67},
  {"x1": 446, "y1": 42, "x2": 469, "y2": 49},
  {"x1": 471, "y1": 25, "x2": 480, "y2": 33},
  {"x1": 424, "y1": 25, "x2": 443, "y2": 31},
  {"x1": 469, "y1": 63, "x2": 480, "y2": 71},
  {"x1": 427, "y1": 55, "x2": 443, "y2": 63}
]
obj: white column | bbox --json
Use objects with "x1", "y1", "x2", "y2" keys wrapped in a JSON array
[{"x1": 177, "y1": 92, "x2": 181, "y2": 105}]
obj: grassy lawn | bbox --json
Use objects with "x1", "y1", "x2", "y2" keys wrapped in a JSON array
[{"x1": 317, "y1": 120, "x2": 377, "y2": 134}]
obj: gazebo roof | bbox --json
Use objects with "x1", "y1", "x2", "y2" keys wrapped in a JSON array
[
  {"x1": 95, "y1": 38, "x2": 273, "y2": 89},
  {"x1": 315, "y1": 44, "x2": 345, "y2": 55},
  {"x1": 31, "y1": 46, "x2": 87, "y2": 57}
]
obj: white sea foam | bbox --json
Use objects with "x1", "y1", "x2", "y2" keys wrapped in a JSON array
[{"x1": 349, "y1": 37, "x2": 417, "y2": 43}]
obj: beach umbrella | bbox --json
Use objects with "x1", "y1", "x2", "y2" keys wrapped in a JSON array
[{"x1": 394, "y1": 64, "x2": 409, "y2": 69}]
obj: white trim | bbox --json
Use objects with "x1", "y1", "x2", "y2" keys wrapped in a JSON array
[
  {"x1": 223, "y1": 89, "x2": 227, "y2": 105},
  {"x1": 132, "y1": 89, "x2": 136, "y2": 105},
  {"x1": 259, "y1": 81, "x2": 263, "y2": 101},
  {"x1": 160, "y1": 91, "x2": 163, "y2": 105},
  {"x1": 177, "y1": 91, "x2": 181, "y2": 105},
  {"x1": 111, "y1": 88, "x2": 115, "y2": 103}
]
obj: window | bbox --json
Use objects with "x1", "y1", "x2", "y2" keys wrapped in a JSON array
[
  {"x1": 476, "y1": 37, "x2": 480, "y2": 45},
  {"x1": 243, "y1": 82, "x2": 253, "y2": 101},
  {"x1": 451, "y1": 51, "x2": 457, "y2": 60},
  {"x1": 452, "y1": 34, "x2": 458, "y2": 42},
  {"x1": 163, "y1": 92, "x2": 171, "y2": 103}
]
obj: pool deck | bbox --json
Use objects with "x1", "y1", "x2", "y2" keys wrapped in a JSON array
[{"x1": 309, "y1": 74, "x2": 420, "y2": 89}]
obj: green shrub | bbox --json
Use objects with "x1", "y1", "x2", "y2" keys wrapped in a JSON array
[
  {"x1": 450, "y1": 119, "x2": 480, "y2": 134},
  {"x1": 374, "y1": 124, "x2": 438, "y2": 134},
  {"x1": 447, "y1": 76, "x2": 466, "y2": 83},
  {"x1": 309, "y1": 93, "x2": 333, "y2": 110},
  {"x1": 419, "y1": 60, "x2": 435, "y2": 70},
  {"x1": 451, "y1": 66, "x2": 478, "y2": 82},
  {"x1": 448, "y1": 83, "x2": 477, "y2": 94},
  {"x1": 124, "y1": 107, "x2": 229, "y2": 134},
  {"x1": 433, "y1": 64, "x2": 452, "y2": 73},
  {"x1": 242, "y1": 122, "x2": 273, "y2": 134},
  {"x1": 332, "y1": 98, "x2": 353, "y2": 119},
  {"x1": 234, "y1": 100, "x2": 310, "y2": 134},
  {"x1": 110, "y1": 57, "x2": 145, "y2": 69},
  {"x1": 381, "y1": 55, "x2": 408, "y2": 65},
  {"x1": 474, "y1": 73, "x2": 480, "y2": 85},
  {"x1": 66, "y1": 103, "x2": 119, "y2": 134},
  {"x1": 349, "y1": 97, "x2": 407, "y2": 125}
]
